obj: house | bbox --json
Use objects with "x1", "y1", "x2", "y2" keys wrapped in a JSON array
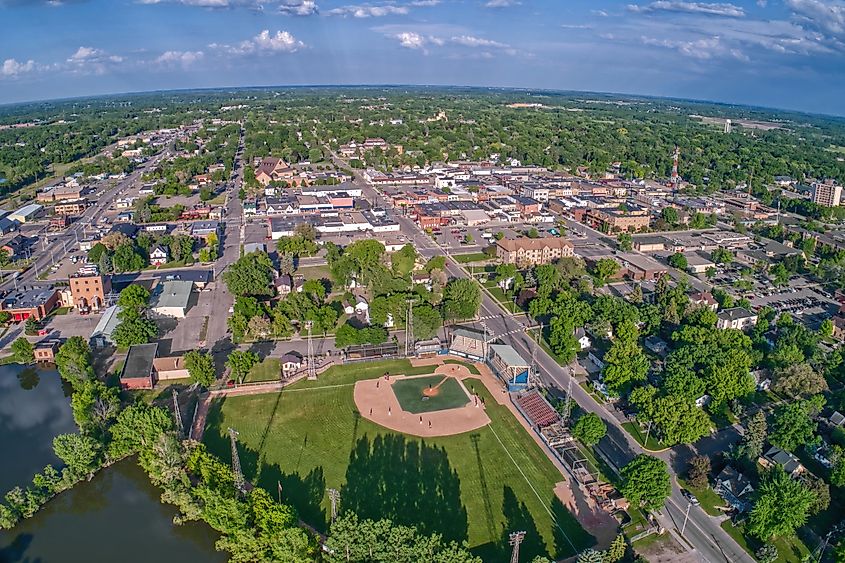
[
  {"x1": 496, "y1": 237, "x2": 575, "y2": 266},
  {"x1": 152, "y1": 356, "x2": 190, "y2": 381},
  {"x1": 488, "y1": 344, "x2": 530, "y2": 391},
  {"x1": 276, "y1": 275, "x2": 294, "y2": 295},
  {"x1": 281, "y1": 352, "x2": 303, "y2": 376},
  {"x1": 69, "y1": 273, "x2": 112, "y2": 312},
  {"x1": 575, "y1": 327, "x2": 591, "y2": 350},
  {"x1": 150, "y1": 280, "x2": 193, "y2": 318},
  {"x1": 120, "y1": 343, "x2": 159, "y2": 390},
  {"x1": 1, "y1": 234, "x2": 30, "y2": 260},
  {"x1": 34, "y1": 339, "x2": 60, "y2": 362},
  {"x1": 690, "y1": 291, "x2": 718, "y2": 311},
  {"x1": 714, "y1": 466, "x2": 754, "y2": 513},
  {"x1": 190, "y1": 220, "x2": 219, "y2": 240},
  {"x1": 827, "y1": 411, "x2": 845, "y2": 428},
  {"x1": 9, "y1": 203, "x2": 44, "y2": 223},
  {"x1": 90, "y1": 305, "x2": 122, "y2": 347},
  {"x1": 760, "y1": 446, "x2": 805, "y2": 478},
  {"x1": 716, "y1": 307, "x2": 758, "y2": 330},
  {"x1": 1, "y1": 288, "x2": 60, "y2": 321},
  {"x1": 450, "y1": 326, "x2": 487, "y2": 360},
  {"x1": 254, "y1": 157, "x2": 296, "y2": 186},
  {"x1": 644, "y1": 335, "x2": 669, "y2": 357},
  {"x1": 149, "y1": 245, "x2": 169, "y2": 266}
]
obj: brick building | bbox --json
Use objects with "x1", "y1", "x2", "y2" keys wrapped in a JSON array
[
  {"x1": 69, "y1": 273, "x2": 112, "y2": 312},
  {"x1": 496, "y1": 237, "x2": 574, "y2": 266}
]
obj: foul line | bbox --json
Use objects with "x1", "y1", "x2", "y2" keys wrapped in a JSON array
[{"x1": 486, "y1": 424, "x2": 578, "y2": 554}]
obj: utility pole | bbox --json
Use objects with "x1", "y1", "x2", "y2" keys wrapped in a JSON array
[
  {"x1": 508, "y1": 531, "x2": 526, "y2": 563},
  {"x1": 327, "y1": 488, "x2": 341, "y2": 523},
  {"x1": 563, "y1": 376, "x2": 573, "y2": 425},
  {"x1": 305, "y1": 320, "x2": 316, "y2": 380},
  {"x1": 228, "y1": 427, "x2": 245, "y2": 493},
  {"x1": 171, "y1": 389, "x2": 183, "y2": 437},
  {"x1": 644, "y1": 420, "x2": 653, "y2": 448},
  {"x1": 681, "y1": 500, "x2": 693, "y2": 536}
]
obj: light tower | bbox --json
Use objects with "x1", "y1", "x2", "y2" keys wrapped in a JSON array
[
  {"x1": 327, "y1": 488, "x2": 341, "y2": 523},
  {"x1": 171, "y1": 389, "x2": 184, "y2": 437},
  {"x1": 228, "y1": 427, "x2": 246, "y2": 493},
  {"x1": 671, "y1": 146, "x2": 680, "y2": 194},
  {"x1": 509, "y1": 531, "x2": 526, "y2": 563},
  {"x1": 405, "y1": 298, "x2": 414, "y2": 357},
  {"x1": 305, "y1": 320, "x2": 316, "y2": 380}
]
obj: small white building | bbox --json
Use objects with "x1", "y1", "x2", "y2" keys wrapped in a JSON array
[
  {"x1": 716, "y1": 307, "x2": 758, "y2": 330},
  {"x1": 149, "y1": 246, "x2": 169, "y2": 266}
]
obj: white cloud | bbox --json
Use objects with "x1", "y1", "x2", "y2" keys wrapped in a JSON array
[
  {"x1": 640, "y1": 35, "x2": 749, "y2": 59},
  {"x1": 212, "y1": 29, "x2": 305, "y2": 54},
  {"x1": 484, "y1": 0, "x2": 520, "y2": 7},
  {"x1": 786, "y1": 0, "x2": 845, "y2": 39},
  {"x1": 628, "y1": 1, "x2": 746, "y2": 17},
  {"x1": 1, "y1": 58, "x2": 36, "y2": 78},
  {"x1": 155, "y1": 50, "x2": 205, "y2": 67},
  {"x1": 395, "y1": 31, "x2": 428, "y2": 49},
  {"x1": 450, "y1": 35, "x2": 510, "y2": 48},
  {"x1": 279, "y1": 0, "x2": 318, "y2": 14},
  {"x1": 65, "y1": 46, "x2": 124, "y2": 74},
  {"x1": 326, "y1": 4, "x2": 408, "y2": 17}
]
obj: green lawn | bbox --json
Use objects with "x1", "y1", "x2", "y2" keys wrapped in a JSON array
[
  {"x1": 452, "y1": 252, "x2": 490, "y2": 264},
  {"x1": 244, "y1": 357, "x2": 281, "y2": 383},
  {"x1": 297, "y1": 264, "x2": 332, "y2": 281},
  {"x1": 676, "y1": 478, "x2": 728, "y2": 517},
  {"x1": 443, "y1": 359, "x2": 481, "y2": 375},
  {"x1": 720, "y1": 521, "x2": 811, "y2": 563},
  {"x1": 482, "y1": 282, "x2": 521, "y2": 314},
  {"x1": 203, "y1": 360, "x2": 594, "y2": 562},
  {"x1": 392, "y1": 375, "x2": 470, "y2": 413},
  {"x1": 621, "y1": 422, "x2": 666, "y2": 451}
]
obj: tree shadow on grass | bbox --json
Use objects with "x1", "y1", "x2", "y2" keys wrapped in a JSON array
[
  {"x1": 340, "y1": 435, "x2": 469, "y2": 543},
  {"x1": 551, "y1": 496, "x2": 596, "y2": 558},
  {"x1": 201, "y1": 396, "x2": 328, "y2": 531}
]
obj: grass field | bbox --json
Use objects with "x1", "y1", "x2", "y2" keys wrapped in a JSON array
[
  {"x1": 203, "y1": 359, "x2": 593, "y2": 561},
  {"x1": 392, "y1": 375, "x2": 470, "y2": 413},
  {"x1": 244, "y1": 357, "x2": 281, "y2": 383},
  {"x1": 720, "y1": 521, "x2": 810, "y2": 563},
  {"x1": 443, "y1": 359, "x2": 481, "y2": 375},
  {"x1": 452, "y1": 252, "x2": 490, "y2": 264}
]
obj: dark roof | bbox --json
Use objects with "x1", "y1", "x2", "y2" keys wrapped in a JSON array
[
  {"x1": 121, "y1": 343, "x2": 158, "y2": 380},
  {"x1": 109, "y1": 223, "x2": 140, "y2": 237},
  {"x1": 718, "y1": 307, "x2": 756, "y2": 321},
  {"x1": 2, "y1": 288, "x2": 57, "y2": 310}
]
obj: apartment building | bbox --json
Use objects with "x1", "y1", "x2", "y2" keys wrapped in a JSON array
[{"x1": 496, "y1": 237, "x2": 574, "y2": 266}]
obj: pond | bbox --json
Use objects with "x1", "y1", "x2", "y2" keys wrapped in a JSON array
[{"x1": 0, "y1": 364, "x2": 226, "y2": 563}]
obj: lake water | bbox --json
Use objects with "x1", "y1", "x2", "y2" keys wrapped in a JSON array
[{"x1": 0, "y1": 364, "x2": 226, "y2": 563}]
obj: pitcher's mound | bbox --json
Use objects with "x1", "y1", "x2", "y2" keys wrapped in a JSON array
[{"x1": 354, "y1": 374, "x2": 490, "y2": 438}]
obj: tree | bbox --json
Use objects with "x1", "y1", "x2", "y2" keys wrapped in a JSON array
[
  {"x1": 668, "y1": 252, "x2": 688, "y2": 270},
  {"x1": 620, "y1": 454, "x2": 671, "y2": 510},
  {"x1": 10, "y1": 337, "x2": 34, "y2": 364},
  {"x1": 711, "y1": 247, "x2": 734, "y2": 264},
  {"x1": 735, "y1": 410, "x2": 767, "y2": 462},
  {"x1": 276, "y1": 234, "x2": 318, "y2": 258},
  {"x1": 442, "y1": 278, "x2": 481, "y2": 321},
  {"x1": 98, "y1": 250, "x2": 113, "y2": 274},
  {"x1": 184, "y1": 350, "x2": 216, "y2": 387},
  {"x1": 412, "y1": 304, "x2": 443, "y2": 340},
  {"x1": 629, "y1": 388, "x2": 711, "y2": 445},
  {"x1": 52, "y1": 433, "x2": 102, "y2": 479},
  {"x1": 572, "y1": 413, "x2": 607, "y2": 446},
  {"x1": 55, "y1": 336, "x2": 95, "y2": 387},
  {"x1": 769, "y1": 400, "x2": 817, "y2": 452},
  {"x1": 617, "y1": 233, "x2": 633, "y2": 251},
  {"x1": 590, "y1": 258, "x2": 619, "y2": 287},
  {"x1": 819, "y1": 318, "x2": 834, "y2": 338},
  {"x1": 576, "y1": 549, "x2": 604, "y2": 563},
  {"x1": 661, "y1": 207, "x2": 679, "y2": 225},
  {"x1": 226, "y1": 350, "x2": 260, "y2": 383},
  {"x1": 391, "y1": 244, "x2": 417, "y2": 277},
  {"x1": 601, "y1": 321, "x2": 649, "y2": 394},
  {"x1": 747, "y1": 467, "x2": 816, "y2": 540},
  {"x1": 112, "y1": 242, "x2": 146, "y2": 272},
  {"x1": 773, "y1": 363, "x2": 828, "y2": 398},
  {"x1": 755, "y1": 545, "x2": 778, "y2": 563},
  {"x1": 425, "y1": 255, "x2": 446, "y2": 272},
  {"x1": 118, "y1": 284, "x2": 151, "y2": 310},
  {"x1": 223, "y1": 251, "x2": 276, "y2": 297},
  {"x1": 805, "y1": 476, "x2": 830, "y2": 515},
  {"x1": 87, "y1": 242, "x2": 108, "y2": 263},
  {"x1": 112, "y1": 316, "x2": 157, "y2": 347},
  {"x1": 687, "y1": 455, "x2": 711, "y2": 490},
  {"x1": 605, "y1": 535, "x2": 627, "y2": 563}
]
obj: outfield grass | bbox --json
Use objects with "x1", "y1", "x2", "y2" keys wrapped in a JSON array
[
  {"x1": 392, "y1": 375, "x2": 469, "y2": 413},
  {"x1": 203, "y1": 360, "x2": 594, "y2": 562},
  {"x1": 443, "y1": 359, "x2": 481, "y2": 375}
]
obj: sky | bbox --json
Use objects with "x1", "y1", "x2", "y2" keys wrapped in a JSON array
[{"x1": 1, "y1": 0, "x2": 844, "y2": 115}]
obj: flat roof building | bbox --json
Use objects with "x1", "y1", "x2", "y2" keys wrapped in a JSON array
[
  {"x1": 496, "y1": 237, "x2": 574, "y2": 266},
  {"x1": 120, "y1": 343, "x2": 158, "y2": 390},
  {"x1": 150, "y1": 280, "x2": 193, "y2": 318}
]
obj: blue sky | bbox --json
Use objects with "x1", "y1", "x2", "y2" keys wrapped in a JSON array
[{"x1": 1, "y1": 0, "x2": 844, "y2": 115}]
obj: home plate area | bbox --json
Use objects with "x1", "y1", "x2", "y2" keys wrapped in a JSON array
[{"x1": 353, "y1": 364, "x2": 491, "y2": 437}]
